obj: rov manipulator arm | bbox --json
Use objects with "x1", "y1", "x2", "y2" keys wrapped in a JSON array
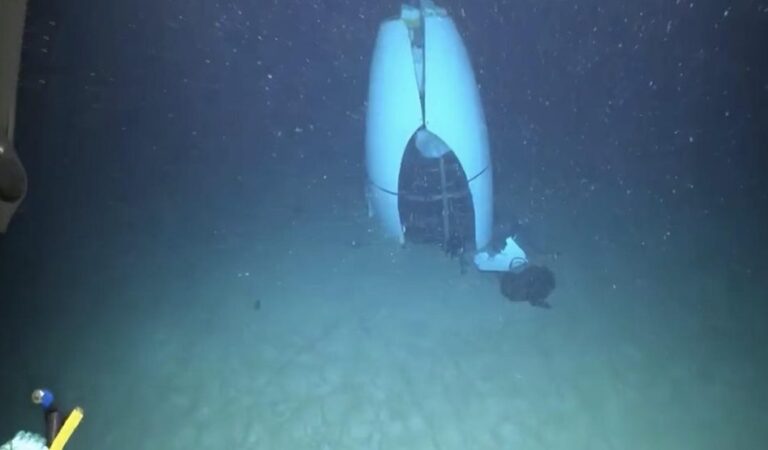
[{"x1": 0, "y1": 390, "x2": 84, "y2": 449}]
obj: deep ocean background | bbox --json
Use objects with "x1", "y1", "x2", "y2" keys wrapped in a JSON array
[{"x1": 1, "y1": 1, "x2": 767, "y2": 448}]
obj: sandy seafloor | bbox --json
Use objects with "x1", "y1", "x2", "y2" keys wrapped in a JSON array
[
  {"x1": 1, "y1": 162, "x2": 766, "y2": 450},
  {"x1": 0, "y1": 169, "x2": 768, "y2": 450}
]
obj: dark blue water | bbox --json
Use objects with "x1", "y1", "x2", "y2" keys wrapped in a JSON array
[{"x1": 1, "y1": 1, "x2": 766, "y2": 448}]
